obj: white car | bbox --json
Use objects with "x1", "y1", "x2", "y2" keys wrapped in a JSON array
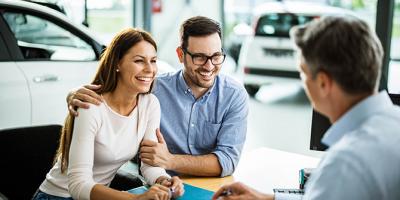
[
  {"x1": 0, "y1": 0, "x2": 175, "y2": 130},
  {"x1": 238, "y1": 1, "x2": 350, "y2": 96}
]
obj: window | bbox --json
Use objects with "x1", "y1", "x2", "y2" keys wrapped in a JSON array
[
  {"x1": 3, "y1": 12, "x2": 95, "y2": 61},
  {"x1": 388, "y1": 0, "x2": 400, "y2": 94}
]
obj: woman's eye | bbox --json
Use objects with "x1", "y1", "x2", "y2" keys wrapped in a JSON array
[
  {"x1": 134, "y1": 60, "x2": 144, "y2": 63},
  {"x1": 151, "y1": 60, "x2": 157, "y2": 63}
]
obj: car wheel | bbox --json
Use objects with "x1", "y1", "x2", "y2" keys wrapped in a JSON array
[{"x1": 244, "y1": 84, "x2": 260, "y2": 97}]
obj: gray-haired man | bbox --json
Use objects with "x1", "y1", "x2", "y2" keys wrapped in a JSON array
[{"x1": 214, "y1": 15, "x2": 400, "y2": 200}]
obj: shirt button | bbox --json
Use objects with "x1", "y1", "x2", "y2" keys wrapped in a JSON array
[{"x1": 191, "y1": 123, "x2": 195, "y2": 127}]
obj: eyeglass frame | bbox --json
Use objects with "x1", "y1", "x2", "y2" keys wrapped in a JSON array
[{"x1": 182, "y1": 47, "x2": 226, "y2": 66}]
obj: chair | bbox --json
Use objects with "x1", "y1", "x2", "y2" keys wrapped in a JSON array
[
  {"x1": 0, "y1": 125, "x2": 62, "y2": 200},
  {"x1": 109, "y1": 169, "x2": 144, "y2": 191},
  {"x1": 0, "y1": 192, "x2": 8, "y2": 200},
  {"x1": 110, "y1": 153, "x2": 144, "y2": 191},
  {"x1": 0, "y1": 124, "x2": 143, "y2": 199}
]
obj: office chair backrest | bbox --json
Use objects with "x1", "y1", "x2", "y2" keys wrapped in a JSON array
[{"x1": 0, "y1": 125, "x2": 62, "y2": 200}]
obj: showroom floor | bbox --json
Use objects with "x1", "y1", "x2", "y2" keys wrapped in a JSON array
[{"x1": 244, "y1": 83, "x2": 324, "y2": 158}]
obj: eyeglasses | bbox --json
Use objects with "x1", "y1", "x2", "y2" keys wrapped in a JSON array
[{"x1": 182, "y1": 48, "x2": 226, "y2": 66}]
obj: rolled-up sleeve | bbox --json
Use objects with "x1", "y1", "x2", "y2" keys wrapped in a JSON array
[
  {"x1": 140, "y1": 95, "x2": 171, "y2": 185},
  {"x1": 67, "y1": 107, "x2": 99, "y2": 200},
  {"x1": 213, "y1": 88, "x2": 249, "y2": 177}
]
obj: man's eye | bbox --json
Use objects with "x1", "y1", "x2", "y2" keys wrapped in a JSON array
[{"x1": 193, "y1": 55, "x2": 206, "y2": 60}]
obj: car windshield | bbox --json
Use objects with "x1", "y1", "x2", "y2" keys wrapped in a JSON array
[{"x1": 255, "y1": 13, "x2": 316, "y2": 38}]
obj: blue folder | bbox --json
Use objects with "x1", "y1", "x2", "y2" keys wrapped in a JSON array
[
  {"x1": 127, "y1": 186, "x2": 149, "y2": 195},
  {"x1": 127, "y1": 183, "x2": 214, "y2": 200}
]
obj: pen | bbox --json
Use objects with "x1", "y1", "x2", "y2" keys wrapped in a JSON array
[
  {"x1": 217, "y1": 189, "x2": 232, "y2": 200},
  {"x1": 168, "y1": 188, "x2": 173, "y2": 198},
  {"x1": 221, "y1": 189, "x2": 232, "y2": 196},
  {"x1": 166, "y1": 178, "x2": 175, "y2": 198}
]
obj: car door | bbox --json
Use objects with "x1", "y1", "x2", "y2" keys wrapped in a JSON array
[
  {"x1": 0, "y1": 17, "x2": 31, "y2": 129},
  {"x1": 1, "y1": 9, "x2": 99, "y2": 126}
]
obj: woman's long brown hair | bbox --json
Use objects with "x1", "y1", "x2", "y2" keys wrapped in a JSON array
[{"x1": 55, "y1": 28, "x2": 157, "y2": 173}]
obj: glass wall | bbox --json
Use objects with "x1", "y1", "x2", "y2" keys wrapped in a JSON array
[
  {"x1": 87, "y1": 0, "x2": 132, "y2": 43},
  {"x1": 150, "y1": 0, "x2": 222, "y2": 68},
  {"x1": 222, "y1": 0, "x2": 381, "y2": 156},
  {"x1": 224, "y1": 0, "x2": 378, "y2": 64},
  {"x1": 389, "y1": 0, "x2": 400, "y2": 94}
]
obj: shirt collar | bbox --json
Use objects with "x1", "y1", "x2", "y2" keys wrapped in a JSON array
[
  {"x1": 178, "y1": 70, "x2": 191, "y2": 94},
  {"x1": 322, "y1": 91, "x2": 393, "y2": 147},
  {"x1": 178, "y1": 70, "x2": 217, "y2": 100}
]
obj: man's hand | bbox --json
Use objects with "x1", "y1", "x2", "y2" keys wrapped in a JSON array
[
  {"x1": 140, "y1": 129, "x2": 174, "y2": 169},
  {"x1": 212, "y1": 182, "x2": 274, "y2": 200},
  {"x1": 67, "y1": 84, "x2": 102, "y2": 116}
]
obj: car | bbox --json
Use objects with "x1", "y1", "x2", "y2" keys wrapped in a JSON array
[
  {"x1": 0, "y1": 0, "x2": 175, "y2": 130},
  {"x1": 225, "y1": 22, "x2": 253, "y2": 64},
  {"x1": 237, "y1": 1, "x2": 350, "y2": 96}
]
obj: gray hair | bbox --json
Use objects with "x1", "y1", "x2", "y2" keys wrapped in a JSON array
[{"x1": 291, "y1": 15, "x2": 383, "y2": 94}]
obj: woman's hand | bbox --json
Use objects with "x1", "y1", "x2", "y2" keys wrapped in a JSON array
[
  {"x1": 137, "y1": 184, "x2": 170, "y2": 200},
  {"x1": 156, "y1": 176, "x2": 185, "y2": 198}
]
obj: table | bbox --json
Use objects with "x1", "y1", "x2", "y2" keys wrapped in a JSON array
[
  {"x1": 181, "y1": 147, "x2": 321, "y2": 193},
  {"x1": 181, "y1": 176, "x2": 233, "y2": 192}
]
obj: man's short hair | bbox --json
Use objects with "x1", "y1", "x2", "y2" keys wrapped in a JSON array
[
  {"x1": 291, "y1": 15, "x2": 384, "y2": 94},
  {"x1": 180, "y1": 16, "x2": 222, "y2": 50}
]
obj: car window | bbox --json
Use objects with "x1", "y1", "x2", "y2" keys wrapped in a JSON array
[
  {"x1": 0, "y1": 34, "x2": 9, "y2": 60},
  {"x1": 3, "y1": 11, "x2": 95, "y2": 61},
  {"x1": 255, "y1": 13, "x2": 315, "y2": 38}
]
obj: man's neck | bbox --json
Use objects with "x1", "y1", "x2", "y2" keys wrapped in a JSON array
[{"x1": 328, "y1": 91, "x2": 374, "y2": 123}]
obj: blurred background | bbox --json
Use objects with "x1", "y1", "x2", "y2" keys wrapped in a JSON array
[{"x1": 1, "y1": 0, "x2": 399, "y2": 157}]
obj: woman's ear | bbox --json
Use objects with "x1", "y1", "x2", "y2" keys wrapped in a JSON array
[{"x1": 176, "y1": 47, "x2": 184, "y2": 63}]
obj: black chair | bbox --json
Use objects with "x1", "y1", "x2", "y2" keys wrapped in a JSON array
[
  {"x1": 110, "y1": 169, "x2": 144, "y2": 191},
  {"x1": 0, "y1": 124, "x2": 143, "y2": 199},
  {"x1": 110, "y1": 151, "x2": 144, "y2": 190},
  {"x1": 0, "y1": 125, "x2": 62, "y2": 200},
  {"x1": 0, "y1": 192, "x2": 8, "y2": 200}
]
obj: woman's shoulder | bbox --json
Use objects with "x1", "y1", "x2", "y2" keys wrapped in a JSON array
[
  {"x1": 138, "y1": 93, "x2": 160, "y2": 110},
  {"x1": 139, "y1": 93, "x2": 159, "y2": 104},
  {"x1": 76, "y1": 103, "x2": 104, "y2": 120}
]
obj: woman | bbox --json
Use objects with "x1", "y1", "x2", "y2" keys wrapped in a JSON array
[{"x1": 33, "y1": 28, "x2": 184, "y2": 200}]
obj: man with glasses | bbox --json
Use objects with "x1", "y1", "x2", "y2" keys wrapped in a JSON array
[{"x1": 67, "y1": 16, "x2": 249, "y2": 178}]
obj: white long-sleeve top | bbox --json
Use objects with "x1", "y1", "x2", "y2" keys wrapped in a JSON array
[{"x1": 39, "y1": 94, "x2": 170, "y2": 200}]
